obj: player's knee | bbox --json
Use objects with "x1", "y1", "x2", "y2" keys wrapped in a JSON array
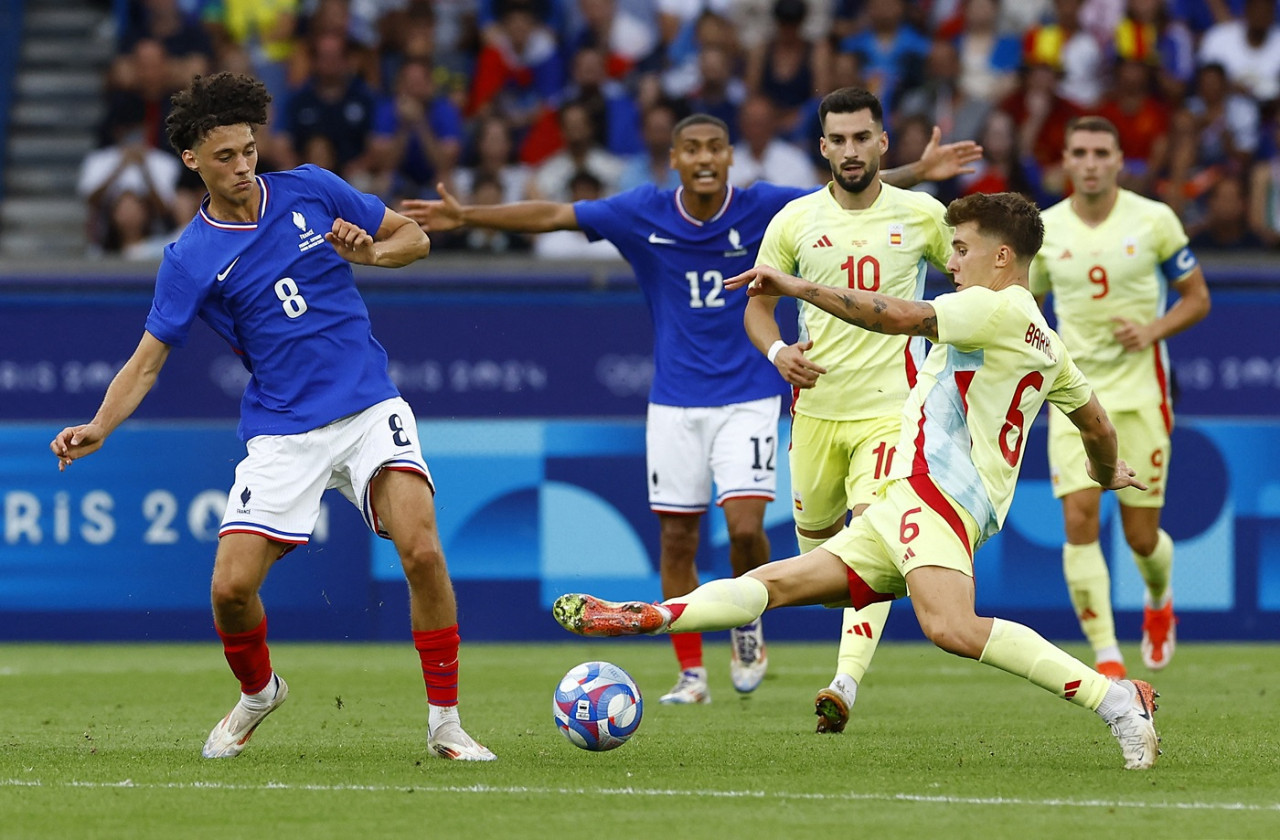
[
  {"x1": 398, "y1": 541, "x2": 446, "y2": 583},
  {"x1": 918, "y1": 616, "x2": 983, "y2": 659},
  {"x1": 1124, "y1": 528, "x2": 1159, "y2": 557},
  {"x1": 210, "y1": 576, "x2": 257, "y2": 612},
  {"x1": 726, "y1": 523, "x2": 765, "y2": 553}
]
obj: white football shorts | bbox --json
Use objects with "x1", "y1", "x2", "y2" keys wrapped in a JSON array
[
  {"x1": 219, "y1": 397, "x2": 433, "y2": 544},
  {"x1": 646, "y1": 396, "x2": 782, "y2": 514}
]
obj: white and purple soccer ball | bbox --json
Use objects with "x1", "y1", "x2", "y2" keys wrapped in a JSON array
[{"x1": 553, "y1": 661, "x2": 643, "y2": 751}]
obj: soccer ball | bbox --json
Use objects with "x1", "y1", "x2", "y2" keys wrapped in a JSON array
[{"x1": 553, "y1": 661, "x2": 643, "y2": 751}]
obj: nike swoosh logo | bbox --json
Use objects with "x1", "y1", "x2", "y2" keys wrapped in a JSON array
[
  {"x1": 648, "y1": 233, "x2": 676, "y2": 245},
  {"x1": 216, "y1": 257, "x2": 240, "y2": 282}
]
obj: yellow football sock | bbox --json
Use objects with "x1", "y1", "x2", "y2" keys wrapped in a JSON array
[
  {"x1": 664, "y1": 577, "x2": 769, "y2": 634},
  {"x1": 834, "y1": 600, "x2": 891, "y2": 683},
  {"x1": 1133, "y1": 529, "x2": 1174, "y2": 606},
  {"x1": 1062, "y1": 541, "x2": 1118, "y2": 654},
  {"x1": 979, "y1": 618, "x2": 1111, "y2": 711},
  {"x1": 796, "y1": 529, "x2": 830, "y2": 555}
]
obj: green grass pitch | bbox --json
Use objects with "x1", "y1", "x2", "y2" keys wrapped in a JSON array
[{"x1": 2, "y1": 640, "x2": 1278, "y2": 839}]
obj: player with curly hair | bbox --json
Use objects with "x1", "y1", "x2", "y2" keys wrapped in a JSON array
[{"x1": 51, "y1": 72, "x2": 496, "y2": 762}]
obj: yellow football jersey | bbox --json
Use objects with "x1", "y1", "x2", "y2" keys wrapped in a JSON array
[
  {"x1": 1030, "y1": 189, "x2": 1195, "y2": 412},
  {"x1": 756, "y1": 182, "x2": 952, "y2": 421},
  {"x1": 888, "y1": 285, "x2": 1092, "y2": 546}
]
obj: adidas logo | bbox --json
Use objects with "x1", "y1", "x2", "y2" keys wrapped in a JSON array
[
  {"x1": 812, "y1": 235, "x2": 834, "y2": 248},
  {"x1": 1058, "y1": 248, "x2": 1072, "y2": 259},
  {"x1": 1064, "y1": 678, "x2": 1082, "y2": 699},
  {"x1": 847, "y1": 621, "x2": 875, "y2": 639}
]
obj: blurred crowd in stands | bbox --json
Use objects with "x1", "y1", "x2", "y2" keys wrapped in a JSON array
[{"x1": 79, "y1": 0, "x2": 1280, "y2": 259}]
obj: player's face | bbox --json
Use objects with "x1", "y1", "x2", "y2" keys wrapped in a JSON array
[
  {"x1": 820, "y1": 109, "x2": 886, "y2": 195},
  {"x1": 669, "y1": 123, "x2": 733, "y2": 197},
  {"x1": 1062, "y1": 130, "x2": 1123, "y2": 198},
  {"x1": 185, "y1": 123, "x2": 259, "y2": 208},
  {"x1": 946, "y1": 221, "x2": 1004, "y2": 292}
]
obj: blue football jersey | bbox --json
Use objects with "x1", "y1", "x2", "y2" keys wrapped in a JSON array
[
  {"x1": 145, "y1": 164, "x2": 399, "y2": 440},
  {"x1": 575, "y1": 182, "x2": 815, "y2": 407}
]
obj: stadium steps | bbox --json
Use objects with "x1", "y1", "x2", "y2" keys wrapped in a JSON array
[{"x1": 1, "y1": 0, "x2": 113, "y2": 258}]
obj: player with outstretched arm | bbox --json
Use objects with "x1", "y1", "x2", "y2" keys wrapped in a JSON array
[
  {"x1": 402, "y1": 112, "x2": 978, "y2": 705},
  {"x1": 50, "y1": 73, "x2": 495, "y2": 762},
  {"x1": 552, "y1": 192, "x2": 1162, "y2": 771},
  {"x1": 741, "y1": 87, "x2": 952, "y2": 733}
]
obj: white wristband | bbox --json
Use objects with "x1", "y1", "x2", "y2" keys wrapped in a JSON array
[{"x1": 766, "y1": 340, "x2": 787, "y2": 364}]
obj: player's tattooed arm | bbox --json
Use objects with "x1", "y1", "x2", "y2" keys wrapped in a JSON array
[
  {"x1": 725, "y1": 265, "x2": 937, "y2": 339},
  {"x1": 815, "y1": 289, "x2": 939, "y2": 338}
]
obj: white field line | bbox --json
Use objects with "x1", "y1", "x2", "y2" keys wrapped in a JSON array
[{"x1": 2, "y1": 779, "x2": 1278, "y2": 812}]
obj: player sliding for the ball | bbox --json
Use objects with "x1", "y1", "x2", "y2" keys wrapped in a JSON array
[{"x1": 553, "y1": 192, "x2": 1162, "y2": 770}]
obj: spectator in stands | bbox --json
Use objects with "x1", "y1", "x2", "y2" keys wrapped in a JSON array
[
  {"x1": 957, "y1": 108, "x2": 1042, "y2": 202},
  {"x1": 1096, "y1": 58, "x2": 1172, "y2": 196},
  {"x1": 896, "y1": 38, "x2": 991, "y2": 145},
  {"x1": 530, "y1": 100, "x2": 625, "y2": 200},
  {"x1": 289, "y1": 0, "x2": 380, "y2": 90},
  {"x1": 618, "y1": 100, "x2": 684, "y2": 191},
  {"x1": 1190, "y1": 175, "x2": 1266, "y2": 249},
  {"x1": 837, "y1": 0, "x2": 931, "y2": 114},
  {"x1": 745, "y1": 0, "x2": 832, "y2": 136},
  {"x1": 565, "y1": 0, "x2": 661, "y2": 79},
  {"x1": 368, "y1": 57, "x2": 464, "y2": 202},
  {"x1": 997, "y1": 59, "x2": 1085, "y2": 197},
  {"x1": 1181, "y1": 61, "x2": 1260, "y2": 175},
  {"x1": 80, "y1": 100, "x2": 181, "y2": 253},
  {"x1": 558, "y1": 45, "x2": 643, "y2": 156},
  {"x1": 466, "y1": 0, "x2": 565, "y2": 135},
  {"x1": 729, "y1": 94, "x2": 816, "y2": 188},
  {"x1": 998, "y1": 0, "x2": 1055, "y2": 36},
  {"x1": 1247, "y1": 112, "x2": 1280, "y2": 247},
  {"x1": 659, "y1": 8, "x2": 739, "y2": 99},
  {"x1": 1023, "y1": 0, "x2": 1108, "y2": 108},
  {"x1": 452, "y1": 115, "x2": 533, "y2": 204},
  {"x1": 533, "y1": 171, "x2": 625, "y2": 259},
  {"x1": 1197, "y1": 0, "x2": 1280, "y2": 105},
  {"x1": 377, "y1": 2, "x2": 468, "y2": 108},
  {"x1": 118, "y1": 0, "x2": 213, "y2": 85},
  {"x1": 279, "y1": 33, "x2": 378, "y2": 181},
  {"x1": 98, "y1": 38, "x2": 178, "y2": 151},
  {"x1": 201, "y1": 0, "x2": 299, "y2": 106},
  {"x1": 687, "y1": 44, "x2": 746, "y2": 143},
  {"x1": 942, "y1": 0, "x2": 1022, "y2": 106},
  {"x1": 1114, "y1": 0, "x2": 1196, "y2": 102}
]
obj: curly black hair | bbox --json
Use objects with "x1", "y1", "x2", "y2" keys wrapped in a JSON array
[{"x1": 165, "y1": 72, "x2": 271, "y2": 154}]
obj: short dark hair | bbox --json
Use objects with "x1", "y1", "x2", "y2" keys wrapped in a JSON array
[
  {"x1": 672, "y1": 113, "x2": 730, "y2": 143},
  {"x1": 945, "y1": 192, "x2": 1044, "y2": 263},
  {"x1": 165, "y1": 73, "x2": 271, "y2": 154},
  {"x1": 818, "y1": 87, "x2": 883, "y2": 129},
  {"x1": 1064, "y1": 115, "x2": 1121, "y2": 147}
]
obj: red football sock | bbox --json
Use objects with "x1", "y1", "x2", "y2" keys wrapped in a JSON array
[
  {"x1": 217, "y1": 615, "x2": 273, "y2": 695},
  {"x1": 413, "y1": 625, "x2": 460, "y2": 707},
  {"x1": 671, "y1": 632, "x2": 703, "y2": 671}
]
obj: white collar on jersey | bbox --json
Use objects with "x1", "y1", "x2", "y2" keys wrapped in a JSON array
[{"x1": 674, "y1": 184, "x2": 734, "y2": 226}]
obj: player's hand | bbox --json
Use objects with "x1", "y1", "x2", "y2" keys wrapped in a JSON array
[
  {"x1": 50, "y1": 423, "x2": 106, "y2": 471},
  {"x1": 915, "y1": 126, "x2": 983, "y2": 182},
  {"x1": 1111, "y1": 316, "x2": 1155, "y2": 352},
  {"x1": 724, "y1": 264, "x2": 808, "y2": 298},
  {"x1": 1087, "y1": 457, "x2": 1148, "y2": 492},
  {"x1": 774, "y1": 340, "x2": 827, "y2": 389},
  {"x1": 400, "y1": 183, "x2": 466, "y2": 232},
  {"x1": 325, "y1": 218, "x2": 377, "y2": 264}
]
